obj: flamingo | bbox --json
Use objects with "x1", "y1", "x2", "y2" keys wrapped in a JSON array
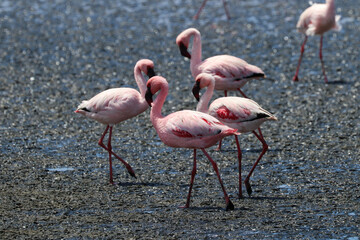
[
  {"x1": 193, "y1": 0, "x2": 231, "y2": 20},
  {"x1": 176, "y1": 28, "x2": 265, "y2": 99},
  {"x1": 145, "y1": 75, "x2": 239, "y2": 210},
  {"x1": 192, "y1": 73, "x2": 277, "y2": 197},
  {"x1": 293, "y1": 0, "x2": 341, "y2": 83},
  {"x1": 74, "y1": 59, "x2": 156, "y2": 184}
]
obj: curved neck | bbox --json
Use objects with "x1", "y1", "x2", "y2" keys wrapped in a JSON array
[
  {"x1": 190, "y1": 32, "x2": 202, "y2": 76},
  {"x1": 150, "y1": 83, "x2": 168, "y2": 123},
  {"x1": 196, "y1": 81, "x2": 214, "y2": 113},
  {"x1": 134, "y1": 67, "x2": 147, "y2": 98},
  {"x1": 326, "y1": 0, "x2": 335, "y2": 14}
]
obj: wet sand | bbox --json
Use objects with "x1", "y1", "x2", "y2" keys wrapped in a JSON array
[{"x1": 0, "y1": 0, "x2": 359, "y2": 239}]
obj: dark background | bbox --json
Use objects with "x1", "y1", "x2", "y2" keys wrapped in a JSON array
[{"x1": 1, "y1": 0, "x2": 359, "y2": 238}]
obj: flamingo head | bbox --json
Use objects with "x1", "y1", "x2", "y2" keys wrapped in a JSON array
[
  {"x1": 192, "y1": 73, "x2": 215, "y2": 101},
  {"x1": 176, "y1": 35, "x2": 191, "y2": 59},
  {"x1": 145, "y1": 76, "x2": 167, "y2": 107},
  {"x1": 178, "y1": 41, "x2": 191, "y2": 59},
  {"x1": 192, "y1": 80, "x2": 201, "y2": 101},
  {"x1": 137, "y1": 59, "x2": 156, "y2": 78}
]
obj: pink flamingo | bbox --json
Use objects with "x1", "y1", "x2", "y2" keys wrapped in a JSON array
[
  {"x1": 193, "y1": 0, "x2": 231, "y2": 20},
  {"x1": 293, "y1": 0, "x2": 341, "y2": 83},
  {"x1": 192, "y1": 73, "x2": 277, "y2": 197},
  {"x1": 74, "y1": 59, "x2": 156, "y2": 184},
  {"x1": 145, "y1": 75, "x2": 239, "y2": 210},
  {"x1": 176, "y1": 28, "x2": 265, "y2": 99}
]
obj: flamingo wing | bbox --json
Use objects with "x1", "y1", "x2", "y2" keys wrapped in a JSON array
[
  {"x1": 199, "y1": 55, "x2": 263, "y2": 80},
  {"x1": 209, "y1": 97, "x2": 272, "y2": 124},
  {"x1": 165, "y1": 110, "x2": 227, "y2": 139}
]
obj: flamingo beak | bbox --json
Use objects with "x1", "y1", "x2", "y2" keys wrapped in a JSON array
[
  {"x1": 192, "y1": 81, "x2": 200, "y2": 101},
  {"x1": 145, "y1": 85, "x2": 153, "y2": 107},
  {"x1": 147, "y1": 67, "x2": 156, "y2": 78},
  {"x1": 179, "y1": 42, "x2": 191, "y2": 59}
]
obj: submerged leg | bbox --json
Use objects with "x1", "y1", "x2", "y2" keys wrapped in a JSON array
[
  {"x1": 319, "y1": 35, "x2": 328, "y2": 83},
  {"x1": 201, "y1": 149, "x2": 234, "y2": 211},
  {"x1": 293, "y1": 35, "x2": 308, "y2": 81},
  {"x1": 180, "y1": 149, "x2": 197, "y2": 209},
  {"x1": 244, "y1": 129, "x2": 268, "y2": 196}
]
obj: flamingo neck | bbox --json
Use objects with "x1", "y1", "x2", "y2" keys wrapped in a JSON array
[
  {"x1": 190, "y1": 32, "x2": 202, "y2": 77},
  {"x1": 196, "y1": 80, "x2": 214, "y2": 113},
  {"x1": 326, "y1": 0, "x2": 335, "y2": 14},
  {"x1": 150, "y1": 83, "x2": 168, "y2": 124},
  {"x1": 134, "y1": 67, "x2": 147, "y2": 98}
]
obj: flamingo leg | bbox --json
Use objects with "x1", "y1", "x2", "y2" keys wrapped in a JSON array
[
  {"x1": 181, "y1": 149, "x2": 197, "y2": 209},
  {"x1": 222, "y1": 0, "x2": 231, "y2": 19},
  {"x1": 237, "y1": 88, "x2": 248, "y2": 98},
  {"x1": 215, "y1": 89, "x2": 230, "y2": 151},
  {"x1": 215, "y1": 139, "x2": 222, "y2": 151},
  {"x1": 319, "y1": 35, "x2": 328, "y2": 83},
  {"x1": 98, "y1": 126, "x2": 136, "y2": 181},
  {"x1": 193, "y1": 0, "x2": 208, "y2": 20},
  {"x1": 107, "y1": 127, "x2": 114, "y2": 184},
  {"x1": 201, "y1": 149, "x2": 234, "y2": 211},
  {"x1": 244, "y1": 128, "x2": 268, "y2": 196},
  {"x1": 293, "y1": 35, "x2": 308, "y2": 81},
  {"x1": 234, "y1": 135, "x2": 243, "y2": 198}
]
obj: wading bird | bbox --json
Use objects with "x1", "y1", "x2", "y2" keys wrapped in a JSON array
[
  {"x1": 193, "y1": 0, "x2": 231, "y2": 20},
  {"x1": 176, "y1": 28, "x2": 265, "y2": 99},
  {"x1": 192, "y1": 73, "x2": 277, "y2": 197},
  {"x1": 293, "y1": 0, "x2": 341, "y2": 83},
  {"x1": 145, "y1": 75, "x2": 238, "y2": 210},
  {"x1": 75, "y1": 59, "x2": 156, "y2": 184}
]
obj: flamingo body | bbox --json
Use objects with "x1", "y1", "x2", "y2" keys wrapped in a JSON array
[
  {"x1": 176, "y1": 28, "x2": 265, "y2": 95},
  {"x1": 76, "y1": 88, "x2": 148, "y2": 125},
  {"x1": 145, "y1": 75, "x2": 238, "y2": 210},
  {"x1": 296, "y1": 0, "x2": 341, "y2": 36},
  {"x1": 75, "y1": 59, "x2": 156, "y2": 184},
  {"x1": 208, "y1": 97, "x2": 277, "y2": 132},
  {"x1": 193, "y1": 73, "x2": 277, "y2": 197},
  {"x1": 293, "y1": 0, "x2": 341, "y2": 82}
]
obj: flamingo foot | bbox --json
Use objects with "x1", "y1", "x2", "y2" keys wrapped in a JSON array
[
  {"x1": 179, "y1": 204, "x2": 190, "y2": 209},
  {"x1": 324, "y1": 76, "x2": 328, "y2": 84},
  {"x1": 226, "y1": 199, "x2": 235, "y2": 211},
  {"x1": 127, "y1": 168, "x2": 137, "y2": 178},
  {"x1": 292, "y1": 75, "x2": 299, "y2": 82},
  {"x1": 238, "y1": 192, "x2": 243, "y2": 199},
  {"x1": 244, "y1": 180, "x2": 253, "y2": 196}
]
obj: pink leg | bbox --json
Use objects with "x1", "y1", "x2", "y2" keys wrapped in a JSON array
[
  {"x1": 244, "y1": 128, "x2": 268, "y2": 196},
  {"x1": 97, "y1": 125, "x2": 114, "y2": 184},
  {"x1": 293, "y1": 35, "x2": 308, "y2": 82},
  {"x1": 215, "y1": 139, "x2": 222, "y2": 151},
  {"x1": 201, "y1": 149, "x2": 234, "y2": 211},
  {"x1": 222, "y1": 0, "x2": 231, "y2": 19},
  {"x1": 98, "y1": 126, "x2": 136, "y2": 182},
  {"x1": 107, "y1": 127, "x2": 114, "y2": 184},
  {"x1": 193, "y1": 0, "x2": 208, "y2": 20},
  {"x1": 216, "y1": 89, "x2": 228, "y2": 151},
  {"x1": 319, "y1": 35, "x2": 328, "y2": 83},
  {"x1": 180, "y1": 149, "x2": 197, "y2": 209},
  {"x1": 237, "y1": 88, "x2": 248, "y2": 98},
  {"x1": 234, "y1": 135, "x2": 243, "y2": 198}
]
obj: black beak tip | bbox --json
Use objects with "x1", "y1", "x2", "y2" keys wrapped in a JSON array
[
  {"x1": 147, "y1": 67, "x2": 156, "y2": 78},
  {"x1": 179, "y1": 42, "x2": 191, "y2": 59},
  {"x1": 192, "y1": 81, "x2": 201, "y2": 101},
  {"x1": 145, "y1": 87, "x2": 153, "y2": 107}
]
